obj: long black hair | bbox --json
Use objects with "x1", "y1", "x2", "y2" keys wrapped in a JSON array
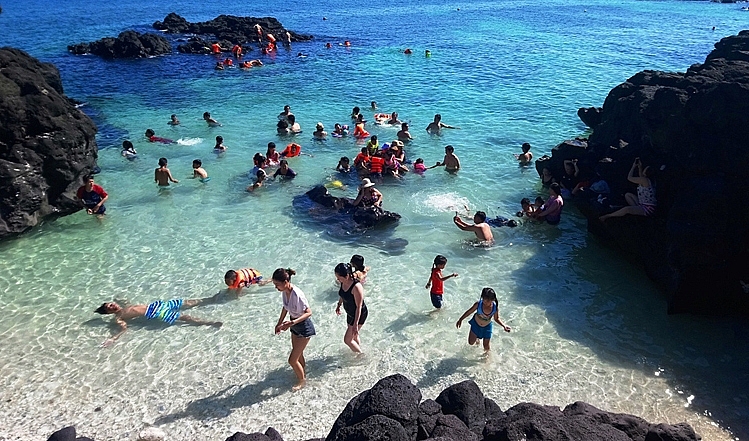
[{"x1": 272, "y1": 267, "x2": 296, "y2": 282}]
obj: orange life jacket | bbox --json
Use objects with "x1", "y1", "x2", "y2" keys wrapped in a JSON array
[
  {"x1": 281, "y1": 143, "x2": 301, "y2": 157},
  {"x1": 369, "y1": 156, "x2": 385, "y2": 174},
  {"x1": 211, "y1": 43, "x2": 221, "y2": 54},
  {"x1": 230, "y1": 268, "x2": 262, "y2": 289}
]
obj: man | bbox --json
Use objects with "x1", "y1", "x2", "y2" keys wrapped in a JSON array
[
  {"x1": 94, "y1": 299, "x2": 221, "y2": 347},
  {"x1": 435, "y1": 145, "x2": 460, "y2": 172},
  {"x1": 76, "y1": 175, "x2": 108, "y2": 216},
  {"x1": 426, "y1": 114, "x2": 459, "y2": 135},
  {"x1": 278, "y1": 105, "x2": 293, "y2": 123},
  {"x1": 453, "y1": 211, "x2": 494, "y2": 243}
]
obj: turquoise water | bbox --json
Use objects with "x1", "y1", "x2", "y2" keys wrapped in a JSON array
[{"x1": 1, "y1": 0, "x2": 748, "y2": 439}]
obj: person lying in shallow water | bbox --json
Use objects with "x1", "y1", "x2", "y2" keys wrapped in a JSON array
[{"x1": 94, "y1": 299, "x2": 221, "y2": 347}]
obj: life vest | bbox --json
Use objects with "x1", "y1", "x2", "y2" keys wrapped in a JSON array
[
  {"x1": 281, "y1": 143, "x2": 301, "y2": 157},
  {"x1": 369, "y1": 156, "x2": 385, "y2": 174},
  {"x1": 232, "y1": 45, "x2": 242, "y2": 57},
  {"x1": 374, "y1": 113, "x2": 389, "y2": 120},
  {"x1": 353, "y1": 123, "x2": 370, "y2": 139},
  {"x1": 211, "y1": 43, "x2": 221, "y2": 54},
  {"x1": 223, "y1": 58, "x2": 233, "y2": 66},
  {"x1": 230, "y1": 268, "x2": 262, "y2": 289},
  {"x1": 354, "y1": 152, "x2": 370, "y2": 167}
]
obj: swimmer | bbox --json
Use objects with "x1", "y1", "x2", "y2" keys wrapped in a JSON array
[
  {"x1": 453, "y1": 211, "x2": 494, "y2": 243},
  {"x1": 155, "y1": 157, "x2": 178, "y2": 186},
  {"x1": 425, "y1": 49, "x2": 431, "y2": 57},
  {"x1": 326, "y1": 42, "x2": 332, "y2": 49},
  {"x1": 371, "y1": 101, "x2": 377, "y2": 110},
  {"x1": 516, "y1": 198, "x2": 536, "y2": 217},
  {"x1": 404, "y1": 48, "x2": 412, "y2": 55},
  {"x1": 433, "y1": 145, "x2": 460, "y2": 172},
  {"x1": 426, "y1": 114, "x2": 459, "y2": 135},
  {"x1": 167, "y1": 114, "x2": 180, "y2": 126},
  {"x1": 514, "y1": 142, "x2": 533, "y2": 165},
  {"x1": 332, "y1": 123, "x2": 349, "y2": 137},
  {"x1": 288, "y1": 114, "x2": 302, "y2": 134},
  {"x1": 413, "y1": 157, "x2": 427, "y2": 174},
  {"x1": 95, "y1": 299, "x2": 221, "y2": 347},
  {"x1": 215, "y1": 62, "x2": 224, "y2": 70},
  {"x1": 278, "y1": 105, "x2": 294, "y2": 123},
  {"x1": 222, "y1": 58, "x2": 233, "y2": 66},
  {"x1": 121, "y1": 140, "x2": 137, "y2": 160},
  {"x1": 337, "y1": 156, "x2": 351, "y2": 173},
  {"x1": 76, "y1": 174, "x2": 108, "y2": 216},
  {"x1": 214, "y1": 135, "x2": 227, "y2": 152},
  {"x1": 203, "y1": 112, "x2": 222, "y2": 127},
  {"x1": 266, "y1": 142, "x2": 280, "y2": 165},
  {"x1": 273, "y1": 159, "x2": 297, "y2": 180},
  {"x1": 145, "y1": 129, "x2": 174, "y2": 144},
  {"x1": 192, "y1": 159, "x2": 210, "y2": 183},
  {"x1": 224, "y1": 268, "x2": 267, "y2": 297},
  {"x1": 313, "y1": 122, "x2": 327, "y2": 139},
  {"x1": 397, "y1": 122, "x2": 413, "y2": 142},
  {"x1": 366, "y1": 135, "x2": 379, "y2": 156},
  {"x1": 232, "y1": 43, "x2": 243, "y2": 58},
  {"x1": 247, "y1": 155, "x2": 267, "y2": 192}
]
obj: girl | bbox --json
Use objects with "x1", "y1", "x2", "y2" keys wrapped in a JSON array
[
  {"x1": 271, "y1": 268, "x2": 315, "y2": 391},
  {"x1": 334, "y1": 263, "x2": 368, "y2": 353},
  {"x1": 350, "y1": 254, "x2": 370, "y2": 283},
  {"x1": 265, "y1": 142, "x2": 280, "y2": 166},
  {"x1": 413, "y1": 158, "x2": 427, "y2": 174},
  {"x1": 424, "y1": 255, "x2": 458, "y2": 309},
  {"x1": 456, "y1": 288, "x2": 511, "y2": 352},
  {"x1": 336, "y1": 157, "x2": 351, "y2": 173}
]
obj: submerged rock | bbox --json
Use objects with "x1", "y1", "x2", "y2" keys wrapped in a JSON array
[
  {"x1": 548, "y1": 30, "x2": 749, "y2": 316},
  {"x1": 68, "y1": 30, "x2": 172, "y2": 59},
  {"x1": 0, "y1": 48, "x2": 98, "y2": 240}
]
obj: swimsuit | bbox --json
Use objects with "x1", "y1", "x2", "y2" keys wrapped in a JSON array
[
  {"x1": 199, "y1": 177, "x2": 211, "y2": 183},
  {"x1": 339, "y1": 281, "x2": 368, "y2": 326},
  {"x1": 145, "y1": 299, "x2": 183, "y2": 324},
  {"x1": 637, "y1": 181, "x2": 657, "y2": 216},
  {"x1": 468, "y1": 299, "x2": 497, "y2": 340}
]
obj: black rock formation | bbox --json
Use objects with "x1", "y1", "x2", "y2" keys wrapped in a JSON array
[
  {"x1": 0, "y1": 48, "x2": 98, "y2": 239},
  {"x1": 304, "y1": 185, "x2": 402, "y2": 229},
  {"x1": 68, "y1": 30, "x2": 172, "y2": 59},
  {"x1": 153, "y1": 13, "x2": 312, "y2": 54},
  {"x1": 543, "y1": 30, "x2": 749, "y2": 316}
]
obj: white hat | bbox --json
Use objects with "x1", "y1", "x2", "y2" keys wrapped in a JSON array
[{"x1": 360, "y1": 178, "x2": 376, "y2": 188}]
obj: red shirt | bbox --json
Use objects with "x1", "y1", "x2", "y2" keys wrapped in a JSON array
[
  {"x1": 76, "y1": 184, "x2": 107, "y2": 200},
  {"x1": 430, "y1": 268, "x2": 444, "y2": 295}
]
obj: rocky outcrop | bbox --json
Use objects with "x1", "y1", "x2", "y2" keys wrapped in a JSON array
[
  {"x1": 541, "y1": 30, "x2": 749, "y2": 316},
  {"x1": 46, "y1": 375, "x2": 701, "y2": 441},
  {"x1": 153, "y1": 12, "x2": 312, "y2": 53},
  {"x1": 0, "y1": 48, "x2": 98, "y2": 239},
  {"x1": 68, "y1": 30, "x2": 171, "y2": 59},
  {"x1": 304, "y1": 185, "x2": 402, "y2": 229}
]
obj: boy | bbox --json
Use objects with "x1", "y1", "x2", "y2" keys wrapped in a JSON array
[
  {"x1": 203, "y1": 112, "x2": 222, "y2": 127},
  {"x1": 192, "y1": 159, "x2": 210, "y2": 183},
  {"x1": 76, "y1": 175, "x2": 108, "y2": 216},
  {"x1": 155, "y1": 157, "x2": 179, "y2": 186},
  {"x1": 515, "y1": 142, "x2": 533, "y2": 165}
]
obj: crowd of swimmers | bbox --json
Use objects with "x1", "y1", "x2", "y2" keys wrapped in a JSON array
[{"x1": 88, "y1": 101, "x2": 658, "y2": 392}]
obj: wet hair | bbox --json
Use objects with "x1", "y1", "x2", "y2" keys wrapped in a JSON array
[
  {"x1": 401, "y1": 122, "x2": 408, "y2": 129},
  {"x1": 534, "y1": 197, "x2": 545, "y2": 205},
  {"x1": 193, "y1": 159, "x2": 202, "y2": 167},
  {"x1": 94, "y1": 303, "x2": 110, "y2": 314},
  {"x1": 171, "y1": 114, "x2": 177, "y2": 119},
  {"x1": 415, "y1": 158, "x2": 424, "y2": 164},
  {"x1": 370, "y1": 135, "x2": 378, "y2": 142},
  {"x1": 480, "y1": 287, "x2": 497, "y2": 303},
  {"x1": 224, "y1": 270, "x2": 237, "y2": 283},
  {"x1": 520, "y1": 198, "x2": 531, "y2": 207},
  {"x1": 350, "y1": 255, "x2": 365, "y2": 272},
  {"x1": 475, "y1": 211, "x2": 487, "y2": 222},
  {"x1": 334, "y1": 262, "x2": 354, "y2": 278},
  {"x1": 203, "y1": 112, "x2": 211, "y2": 119},
  {"x1": 357, "y1": 114, "x2": 364, "y2": 123},
  {"x1": 272, "y1": 267, "x2": 296, "y2": 282},
  {"x1": 445, "y1": 145, "x2": 454, "y2": 153},
  {"x1": 361, "y1": 147, "x2": 368, "y2": 154},
  {"x1": 284, "y1": 105, "x2": 290, "y2": 111},
  {"x1": 84, "y1": 174, "x2": 95, "y2": 182},
  {"x1": 279, "y1": 159, "x2": 288, "y2": 167},
  {"x1": 158, "y1": 157, "x2": 168, "y2": 167},
  {"x1": 288, "y1": 114, "x2": 296, "y2": 124},
  {"x1": 522, "y1": 142, "x2": 531, "y2": 152},
  {"x1": 254, "y1": 154, "x2": 266, "y2": 167},
  {"x1": 434, "y1": 114, "x2": 442, "y2": 121},
  {"x1": 277, "y1": 119, "x2": 289, "y2": 129},
  {"x1": 352, "y1": 106, "x2": 360, "y2": 115},
  {"x1": 432, "y1": 255, "x2": 447, "y2": 269},
  {"x1": 145, "y1": 129, "x2": 155, "y2": 137},
  {"x1": 549, "y1": 183, "x2": 562, "y2": 196},
  {"x1": 122, "y1": 140, "x2": 134, "y2": 150}
]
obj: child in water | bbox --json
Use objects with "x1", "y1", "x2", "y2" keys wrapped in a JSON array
[
  {"x1": 337, "y1": 156, "x2": 351, "y2": 173},
  {"x1": 203, "y1": 112, "x2": 222, "y2": 127},
  {"x1": 455, "y1": 287, "x2": 511, "y2": 352},
  {"x1": 214, "y1": 136, "x2": 227, "y2": 152},
  {"x1": 514, "y1": 142, "x2": 533, "y2": 165},
  {"x1": 121, "y1": 140, "x2": 137, "y2": 160},
  {"x1": 425, "y1": 255, "x2": 458, "y2": 309},
  {"x1": 192, "y1": 159, "x2": 210, "y2": 183},
  {"x1": 168, "y1": 114, "x2": 180, "y2": 126},
  {"x1": 413, "y1": 158, "x2": 427, "y2": 174},
  {"x1": 155, "y1": 157, "x2": 179, "y2": 186},
  {"x1": 350, "y1": 254, "x2": 370, "y2": 283},
  {"x1": 516, "y1": 198, "x2": 535, "y2": 217}
]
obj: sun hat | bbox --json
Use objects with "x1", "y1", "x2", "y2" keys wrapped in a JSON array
[{"x1": 360, "y1": 178, "x2": 376, "y2": 188}]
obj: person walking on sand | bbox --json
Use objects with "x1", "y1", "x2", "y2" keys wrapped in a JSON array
[
  {"x1": 453, "y1": 211, "x2": 494, "y2": 243},
  {"x1": 155, "y1": 157, "x2": 179, "y2": 186},
  {"x1": 94, "y1": 299, "x2": 221, "y2": 347},
  {"x1": 426, "y1": 114, "x2": 459, "y2": 135},
  {"x1": 455, "y1": 287, "x2": 510, "y2": 353},
  {"x1": 334, "y1": 263, "x2": 368, "y2": 354},
  {"x1": 271, "y1": 268, "x2": 315, "y2": 391}
]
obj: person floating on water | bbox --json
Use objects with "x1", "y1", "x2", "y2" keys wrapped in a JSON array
[
  {"x1": 95, "y1": 299, "x2": 221, "y2": 347},
  {"x1": 453, "y1": 210, "x2": 494, "y2": 243},
  {"x1": 121, "y1": 140, "x2": 137, "y2": 161},
  {"x1": 425, "y1": 255, "x2": 458, "y2": 309},
  {"x1": 192, "y1": 159, "x2": 210, "y2": 183},
  {"x1": 145, "y1": 129, "x2": 174, "y2": 144},
  {"x1": 203, "y1": 112, "x2": 222, "y2": 127},
  {"x1": 155, "y1": 157, "x2": 179, "y2": 187},
  {"x1": 76, "y1": 174, "x2": 108, "y2": 216},
  {"x1": 455, "y1": 287, "x2": 511, "y2": 353},
  {"x1": 224, "y1": 268, "x2": 266, "y2": 297},
  {"x1": 426, "y1": 114, "x2": 459, "y2": 135}
]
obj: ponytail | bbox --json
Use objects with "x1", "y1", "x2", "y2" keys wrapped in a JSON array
[{"x1": 272, "y1": 267, "x2": 295, "y2": 282}]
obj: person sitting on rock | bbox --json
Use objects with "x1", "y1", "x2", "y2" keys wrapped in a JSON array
[
  {"x1": 353, "y1": 178, "x2": 383, "y2": 208},
  {"x1": 560, "y1": 159, "x2": 579, "y2": 197},
  {"x1": 599, "y1": 158, "x2": 656, "y2": 222},
  {"x1": 95, "y1": 299, "x2": 221, "y2": 347}
]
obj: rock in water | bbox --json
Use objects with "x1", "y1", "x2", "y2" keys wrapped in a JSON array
[
  {"x1": 0, "y1": 48, "x2": 98, "y2": 240},
  {"x1": 68, "y1": 30, "x2": 172, "y2": 59}
]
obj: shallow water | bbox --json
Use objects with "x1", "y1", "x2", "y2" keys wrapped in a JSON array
[{"x1": 1, "y1": 0, "x2": 748, "y2": 439}]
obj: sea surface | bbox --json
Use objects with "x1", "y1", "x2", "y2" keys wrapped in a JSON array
[{"x1": 1, "y1": 0, "x2": 748, "y2": 439}]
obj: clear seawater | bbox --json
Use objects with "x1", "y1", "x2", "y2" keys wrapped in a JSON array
[{"x1": 1, "y1": 0, "x2": 748, "y2": 439}]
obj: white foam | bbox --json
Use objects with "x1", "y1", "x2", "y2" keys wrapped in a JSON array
[
  {"x1": 176, "y1": 137, "x2": 203, "y2": 146},
  {"x1": 415, "y1": 191, "x2": 472, "y2": 216}
]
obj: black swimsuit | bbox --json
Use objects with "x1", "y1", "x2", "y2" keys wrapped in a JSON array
[{"x1": 339, "y1": 281, "x2": 368, "y2": 326}]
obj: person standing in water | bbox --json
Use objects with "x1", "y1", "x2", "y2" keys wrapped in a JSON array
[
  {"x1": 334, "y1": 263, "x2": 368, "y2": 354},
  {"x1": 155, "y1": 157, "x2": 179, "y2": 186},
  {"x1": 426, "y1": 114, "x2": 459, "y2": 135},
  {"x1": 455, "y1": 287, "x2": 511, "y2": 353},
  {"x1": 271, "y1": 268, "x2": 315, "y2": 391},
  {"x1": 76, "y1": 174, "x2": 108, "y2": 216},
  {"x1": 453, "y1": 211, "x2": 494, "y2": 243}
]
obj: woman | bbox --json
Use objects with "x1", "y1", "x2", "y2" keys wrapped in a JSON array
[
  {"x1": 271, "y1": 268, "x2": 315, "y2": 391},
  {"x1": 600, "y1": 158, "x2": 656, "y2": 221},
  {"x1": 334, "y1": 263, "x2": 368, "y2": 353},
  {"x1": 533, "y1": 183, "x2": 564, "y2": 225},
  {"x1": 352, "y1": 178, "x2": 383, "y2": 208}
]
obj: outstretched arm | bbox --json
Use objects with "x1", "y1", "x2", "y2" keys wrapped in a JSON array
[{"x1": 456, "y1": 302, "x2": 479, "y2": 328}]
